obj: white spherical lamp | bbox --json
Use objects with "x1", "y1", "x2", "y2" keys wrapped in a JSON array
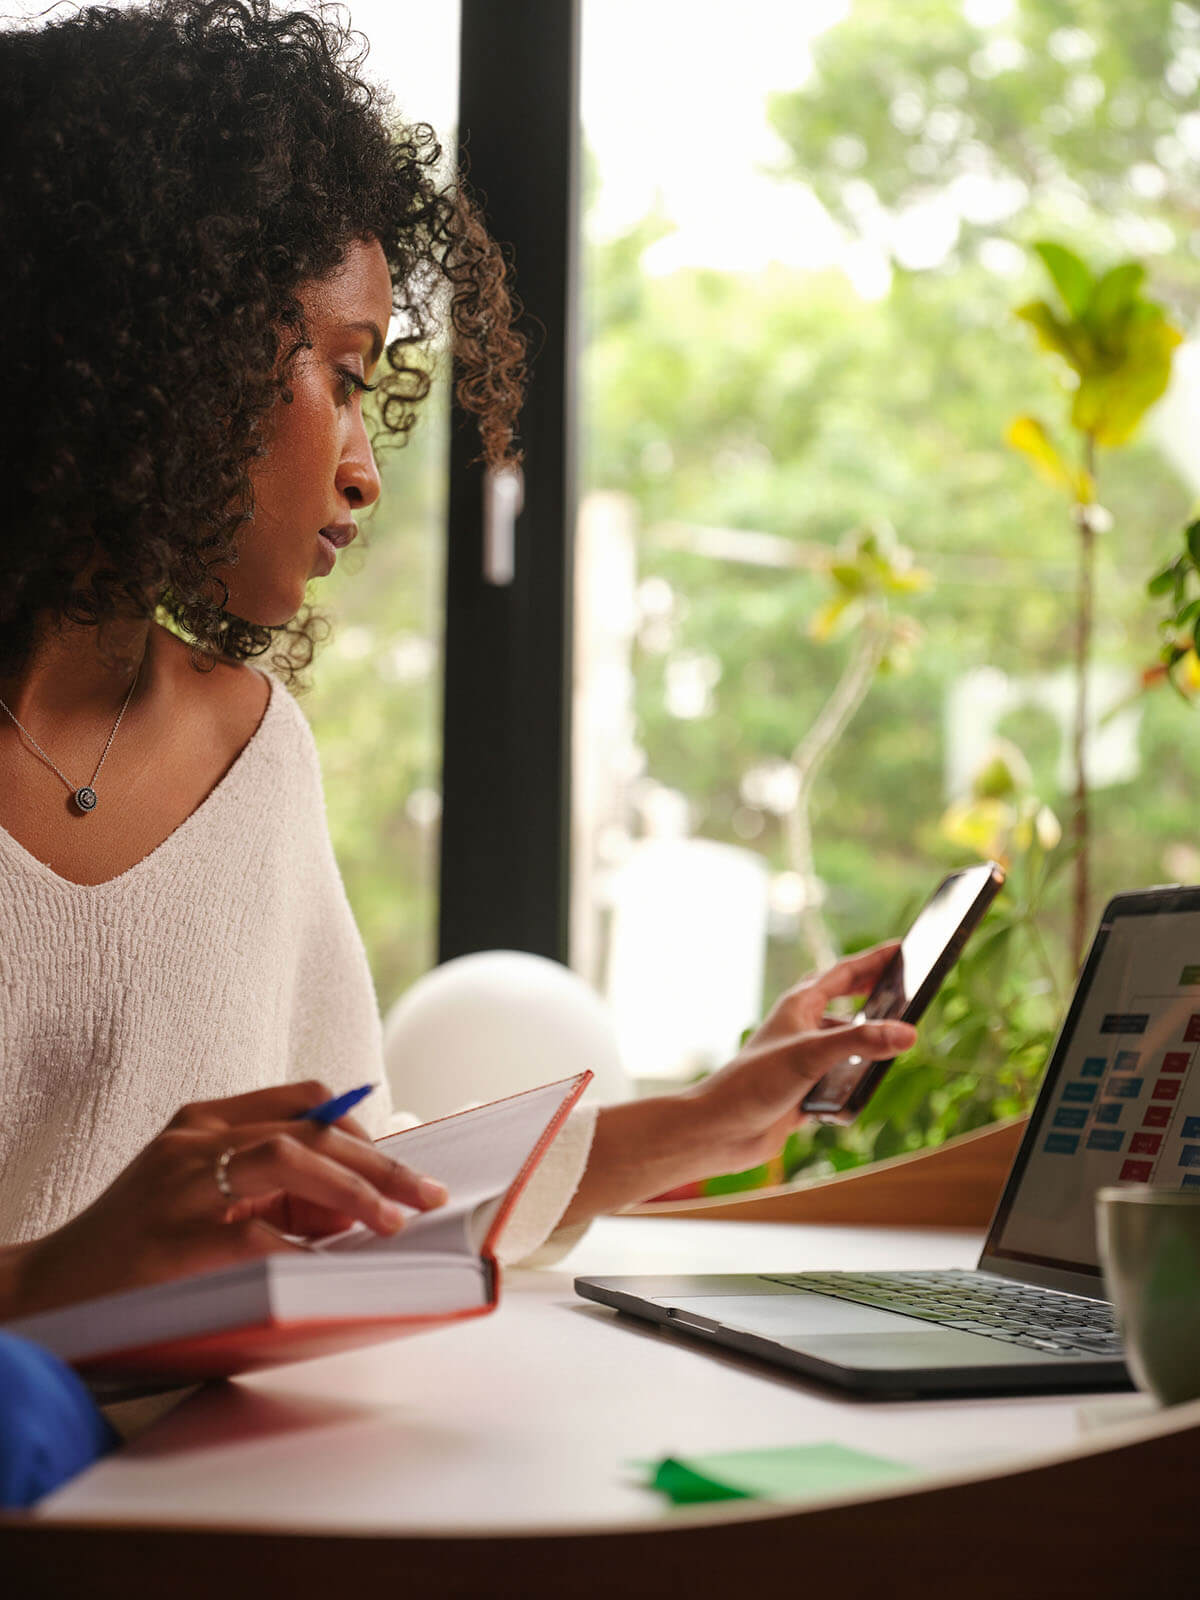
[{"x1": 381, "y1": 950, "x2": 632, "y2": 1122}]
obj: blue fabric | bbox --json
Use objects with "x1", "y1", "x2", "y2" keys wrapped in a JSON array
[{"x1": 0, "y1": 1332, "x2": 118, "y2": 1508}]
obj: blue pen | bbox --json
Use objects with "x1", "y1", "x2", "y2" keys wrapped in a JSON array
[{"x1": 294, "y1": 1083, "x2": 376, "y2": 1126}]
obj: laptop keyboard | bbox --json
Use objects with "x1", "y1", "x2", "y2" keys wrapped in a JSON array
[{"x1": 758, "y1": 1269, "x2": 1123, "y2": 1359}]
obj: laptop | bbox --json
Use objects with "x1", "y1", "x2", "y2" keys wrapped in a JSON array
[{"x1": 576, "y1": 883, "x2": 1200, "y2": 1397}]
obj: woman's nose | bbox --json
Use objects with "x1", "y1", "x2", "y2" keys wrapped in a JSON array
[{"x1": 337, "y1": 416, "x2": 382, "y2": 509}]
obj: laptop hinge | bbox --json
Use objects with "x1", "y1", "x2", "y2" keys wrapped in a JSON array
[{"x1": 978, "y1": 1254, "x2": 1109, "y2": 1302}]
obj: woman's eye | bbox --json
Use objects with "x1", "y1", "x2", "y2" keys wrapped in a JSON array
[{"x1": 335, "y1": 367, "x2": 377, "y2": 405}]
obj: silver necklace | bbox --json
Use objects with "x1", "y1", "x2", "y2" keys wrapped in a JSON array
[{"x1": 0, "y1": 645, "x2": 146, "y2": 815}]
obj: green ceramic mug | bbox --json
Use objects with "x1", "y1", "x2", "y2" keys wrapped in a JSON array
[{"x1": 1096, "y1": 1185, "x2": 1200, "y2": 1407}]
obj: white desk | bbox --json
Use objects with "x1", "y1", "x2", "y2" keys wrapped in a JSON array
[{"x1": 8, "y1": 1217, "x2": 1200, "y2": 1597}]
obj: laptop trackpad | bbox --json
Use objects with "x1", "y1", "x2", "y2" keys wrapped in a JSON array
[{"x1": 656, "y1": 1293, "x2": 933, "y2": 1338}]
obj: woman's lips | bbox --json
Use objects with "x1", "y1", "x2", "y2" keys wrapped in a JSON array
[{"x1": 315, "y1": 523, "x2": 356, "y2": 574}]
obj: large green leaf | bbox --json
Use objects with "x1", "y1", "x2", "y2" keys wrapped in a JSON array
[
  {"x1": 1014, "y1": 300, "x2": 1086, "y2": 374},
  {"x1": 1147, "y1": 560, "x2": 1183, "y2": 598},
  {"x1": 1071, "y1": 307, "x2": 1181, "y2": 445},
  {"x1": 1088, "y1": 262, "x2": 1146, "y2": 330},
  {"x1": 1034, "y1": 241, "x2": 1093, "y2": 320},
  {"x1": 1016, "y1": 249, "x2": 1182, "y2": 441}
]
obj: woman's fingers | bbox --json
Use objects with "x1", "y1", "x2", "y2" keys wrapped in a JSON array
[
  {"x1": 259, "y1": 1195, "x2": 360, "y2": 1239},
  {"x1": 807, "y1": 941, "x2": 901, "y2": 1004},
  {"x1": 766, "y1": 942, "x2": 901, "y2": 1036},
  {"x1": 736, "y1": 1015, "x2": 917, "y2": 1114},
  {"x1": 288, "y1": 1122, "x2": 449, "y2": 1210},
  {"x1": 170, "y1": 1079, "x2": 344, "y2": 1132},
  {"x1": 170, "y1": 1082, "x2": 377, "y2": 1146},
  {"x1": 211, "y1": 1121, "x2": 448, "y2": 1235},
  {"x1": 331, "y1": 1112, "x2": 371, "y2": 1140},
  {"x1": 162, "y1": 1084, "x2": 452, "y2": 1241},
  {"x1": 798, "y1": 1016, "x2": 917, "y2": 1073},
  {"x1": 216, "y1": 1137, "x2": 409, "y2": 1236}
]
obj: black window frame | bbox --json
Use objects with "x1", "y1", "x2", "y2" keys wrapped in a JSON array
[{"x1": 438, "y1": 0, "x2": 581, "y2": 966}]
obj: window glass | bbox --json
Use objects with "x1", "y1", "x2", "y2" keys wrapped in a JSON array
[{"x1": 575, "y1": 0, "x2": 1200, "y2": 1175}]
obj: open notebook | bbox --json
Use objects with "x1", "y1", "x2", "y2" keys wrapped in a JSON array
[{"x1": 4, "y1": 1073, "x2": 590, "y2": 1381}]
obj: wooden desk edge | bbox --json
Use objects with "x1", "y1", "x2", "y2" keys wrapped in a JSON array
[
  {"x1": 621, "y1": 1115, "x2": 1028, "y2": 1228},
  {"x1": 5, "y1": 1389, "x2": 1198, "y2": 1597}
]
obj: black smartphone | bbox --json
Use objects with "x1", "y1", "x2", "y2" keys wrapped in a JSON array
[{"x1": 800, "y1": 861, "x2": 1006, "y2": 1126}]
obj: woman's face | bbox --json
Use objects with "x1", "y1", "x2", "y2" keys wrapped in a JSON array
[{"x1": 219, "y1": 237, "x2": 394, "y2": 625}]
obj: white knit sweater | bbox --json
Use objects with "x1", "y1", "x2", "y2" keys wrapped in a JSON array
[{"x1": 0, "y1": 668, "x2": 595, "y2": 1269}]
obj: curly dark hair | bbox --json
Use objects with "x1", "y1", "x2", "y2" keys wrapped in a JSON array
[{"x1": 0, "y1": 0, "x2": 525, "y2": 691}]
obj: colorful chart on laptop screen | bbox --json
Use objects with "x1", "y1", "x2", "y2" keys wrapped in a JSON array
[{"x1": 997, "y1": 905, "x2": 1200, "y2": 1272}]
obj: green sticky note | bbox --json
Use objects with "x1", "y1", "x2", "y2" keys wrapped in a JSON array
[
  {"x1": 650, "y1": 1458, "x2": 753, "y2": 1504},
  {"x1": 642, "y1": 1442, "x2": 917, "y2": 1505}
]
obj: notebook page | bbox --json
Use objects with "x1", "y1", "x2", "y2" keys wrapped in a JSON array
[{"x1": 315, "y1": 1077, "x2": 583, "y2": 1257}]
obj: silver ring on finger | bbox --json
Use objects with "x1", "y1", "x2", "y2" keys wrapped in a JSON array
[{"x1": 214, "y1": 1144, "x2": 239, "y2": 1205}]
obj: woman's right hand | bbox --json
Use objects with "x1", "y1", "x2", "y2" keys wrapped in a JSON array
[{"x1": 10, "y1": 1081, "x2": 449, "y2": 1319}]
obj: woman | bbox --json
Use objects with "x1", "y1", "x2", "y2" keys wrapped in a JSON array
[{"x1": 0, "y1": 0, "x2": 915, "y2": 1330}]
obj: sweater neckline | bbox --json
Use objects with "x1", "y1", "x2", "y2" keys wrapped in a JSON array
[{"x1": 0, "y1": 669, "x2": 280, "y2": 894}]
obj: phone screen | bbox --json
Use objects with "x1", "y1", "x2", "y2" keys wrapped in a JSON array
[{"x1": 801, "y1": 862, "x2": 1004, "y2": 1122}]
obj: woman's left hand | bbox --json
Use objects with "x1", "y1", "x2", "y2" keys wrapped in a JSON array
[
  {"x1": 559, "y1": 942, "x2": 919, "y2": 1228},
  {"x1": 677, "y1": 941, "x2": 917, "y2": 1176}
]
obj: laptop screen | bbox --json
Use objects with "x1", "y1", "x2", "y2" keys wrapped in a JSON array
[{"x1": 985, "y1": 887, "x2": 1200, "y2": 1280}]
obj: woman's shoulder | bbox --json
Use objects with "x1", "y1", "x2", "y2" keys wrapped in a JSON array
[
  {"x1": 153, "y1": 625, "x2": 278, "y2": 767},
  {"x1": 157, "y1": 624, "x2": 271, "y2": 715},
  {"x1": 154, "y1": 627, "x2": 325, "y2": 794}
]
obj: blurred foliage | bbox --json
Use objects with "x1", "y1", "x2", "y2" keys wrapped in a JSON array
[
  {"x1": 787, "y1": 520, "x2": 931, "y2": 970},
  {"x1": 782, "y1": 850, "x2": 1066, "y2": 1181},
  {"x1": 809, "y1": 520, "x2": 931, "y2": 653},
  {"x1": 582, "y1": 239, "x2": 1193, "y2": 998},
  {"x1": 580, "y1": 0, "x2": 1200, "y2": 1186},
  {"x1": 1006, "y1": 238, "x2": 1182, "y2": 965},
  {"x1": 766, "y1": 0, "x2": 1200, "y2": 311},
  {"x1": 1149, "y1": 515, "x2": 1200, "y2": 697},
  {"x1": 700, "y1": 746, "x2": 1067, "y2": 1195},
  {"x1": 783, "y1": 746, "x2": 1068, "y2": 1181},
  {"x1": 941, "y1": 736, "x2": 1063, "y2": 862},
  {"x1": 1010, "y1": 242, "x2": 1181, "y2": 465},
  {"x1": 309, "y1": 1, "x2": 1200, "y2": 1187}
]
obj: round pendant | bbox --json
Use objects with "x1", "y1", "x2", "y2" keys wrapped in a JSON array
[{"x1": 74, "y1": 786, "x2": 97, "y2": 813}]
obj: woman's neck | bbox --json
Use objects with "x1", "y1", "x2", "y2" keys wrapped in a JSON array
[{"x1": 0, "y1": 616, "x2": 157, "y2": 733}]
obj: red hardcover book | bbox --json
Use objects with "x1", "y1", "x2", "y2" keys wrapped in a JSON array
[{"x1": 4, "y1": 1073, "x2": 590, "y2": 1381}]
